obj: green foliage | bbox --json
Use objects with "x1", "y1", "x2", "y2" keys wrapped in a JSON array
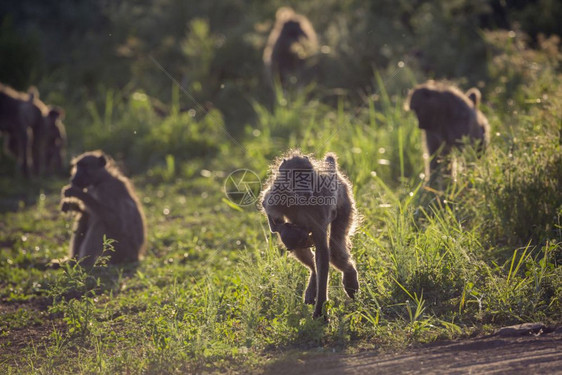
[
  {"x1": 3, "y1": 0, "x2": 560, "y2": 136},
  {"x1": 473, "y1": 135, "x2": 562, "y2": 246},
  {"x1": 75, "y1": 87, "x2": 227, "y2": 175},
  {"x1": 0, "y1": 17, "x2": 41, "y2": 89}
]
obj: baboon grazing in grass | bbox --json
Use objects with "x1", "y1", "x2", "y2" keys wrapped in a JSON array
[
  {"x1": 60, "y1": 151, "x2": 146, "y2": 267},
  {"x1": 261, "y1": 150, "x2": 359, "y2": 319},
  {"x1": 405, "y1": 81, "x2": 490, "y2": 179},
  {"x1": 263, "y1": 7, "x2": 318, "y2": 86},
  {"x1": 0, "y1": 84, "x2": 42, "y2": 176}
]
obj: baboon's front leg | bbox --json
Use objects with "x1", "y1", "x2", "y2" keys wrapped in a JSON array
[
  {"x1": 292, "y1": 247, "x2": 316, "y2": 304},
  {"x1": 31, "y1": 130, "x2": 43, "y2": 175},
  {"x1": 15, "y1": 129, "x2": 29, "y2": 176},
  {"x1": 312, "y1": 228, "x2": 330, "y2": 319}
]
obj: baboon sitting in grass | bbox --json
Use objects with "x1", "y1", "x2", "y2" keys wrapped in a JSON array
[
  {"x1": 405, "y1": 80, "x2": 490, "y2": 180},
  {"x1": 261, "y1": 150, "x2": 359, "y2": 319},
  {"x1": 263, "y1": 7, "x2": 318, "y2": 86},
  {"x1": 60, "y1": 151, "x2": 146, "y2": 267}
]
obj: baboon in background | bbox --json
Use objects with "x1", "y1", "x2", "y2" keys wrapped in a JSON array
[
  {"x1": 31, "y1": 91, "x2": 67, "y2": 175},
  {"x1": 405, "y1": 80, "x2": 490, "y2": 179},
  {"x1": 261, "y1": 150, "x2": 359, "y2": 319},
  {"x1": 60, "y1": 151, "x2": 146, "y2": 267},
  {"x1": 263, "y1": 7, "x2": 318, "y2": 86},
  {"x1": 43, "y1": 107, "x2": 66, "y2": 173},
  {"x1": 0, "y1": 83, "x2": 42, "y2": 176},
  {"x1": 0, "y1": 83, "x2": 67, "y2": 176}
]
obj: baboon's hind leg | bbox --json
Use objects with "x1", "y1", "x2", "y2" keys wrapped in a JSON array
[
  {"x1": 329, "y1": 213, "x2": 359, "y2": 299},
  {"x1": 292, "y1": 247, "x2": 317, "y2": 304},
  {"x1": 330, "y1": 248, "x2": 359, "y2": 299}
]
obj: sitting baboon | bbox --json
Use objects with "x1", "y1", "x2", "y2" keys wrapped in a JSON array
[
  {"x1": 263, "y1": 7, "x2": 318, "y2": 86},
  {"x1": 405, "y1": 80, "x2": 490, "y2": 179},
  {"x1": 261, "y1": 150, "x2": 359, "y2": 319},
  {"x1": 0, "y1": 84, "x2": 42, "y2": 176},
  {"x1": 60, "y1": 150, "x2": 146, "y2": 267},
  {"x1": 31, "y1": 92, "x2": 67, "y2": 175}
]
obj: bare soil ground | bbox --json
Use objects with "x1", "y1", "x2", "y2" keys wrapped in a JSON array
[{"x1": 263, "y1": 328, "x2": 562, "y2": 374}]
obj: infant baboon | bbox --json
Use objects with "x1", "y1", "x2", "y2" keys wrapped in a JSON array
[
  {"x1": 278, "y1": 222, "x2": 314, "y2": 250},
  {"x1": 60, "y1": 151, "x2": 146, "y2": 267},
  {"x1": 261, "y1": 151, "x2": 359, "y2": 319},
  {"x1": 0, "y1": 84, "x2": 42, "y2": 176},
  {"x1": 405, "y1": 80, "x2": 490, "y2": 179},
  {"x1": 263, "y1": 7, "x2": 318, "y2": 86}
]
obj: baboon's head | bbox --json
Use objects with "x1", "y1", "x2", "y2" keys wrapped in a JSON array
[
  {"x1": 45, "y1": 107, "x2": 64, "y2": 127},
  {"x1": 279, "y1": 154, "x2": 313, "y2": 172},
  {"x1": 280, "y1": 20, "x2": 307, "y2": 41},
  {"x1": 44, "y1": 108, "x2": 66, "y2": 144},
  {"x1": 406, "y1": 85, "x2": 443, "y2": 131},
  {"x1": 70, "y1": 151, "x2": 107, "y2": 189}
]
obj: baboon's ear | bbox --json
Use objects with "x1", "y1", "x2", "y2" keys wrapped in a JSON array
[{"x1": 98, "y1": 155, "x2": 107, "y2": 167}]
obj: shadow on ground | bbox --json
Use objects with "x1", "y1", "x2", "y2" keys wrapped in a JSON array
[{"x1": 261, "y1": 328, "x2": 562, "y2": 374}]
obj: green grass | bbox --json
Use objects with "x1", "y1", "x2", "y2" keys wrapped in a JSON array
[{"x1": 2, "y1": 52, "x2": 562, "y2": 375}]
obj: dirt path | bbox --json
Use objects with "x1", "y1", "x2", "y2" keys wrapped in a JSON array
[{"x1": 262, "y1": 328, "x2": 562, "y2": 374}]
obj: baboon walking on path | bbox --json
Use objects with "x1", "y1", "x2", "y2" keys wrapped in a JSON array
[
  {"x1": 261, "y1": 151, "x2": 359, "y2": 319},
  {"x1": 405, "y1": 81, "x2": 490, "y2": 179},
  {"x1": 60, "y1": 151, "x2": 146, "y2": 266}
]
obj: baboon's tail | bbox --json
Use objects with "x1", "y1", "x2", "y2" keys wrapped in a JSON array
[
  {"x1": 27, "y1": 86, "x2": 38, "y2": 102},
  {"x1": 466, "y1": 87, "x2": 481, "y2": 108}
]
